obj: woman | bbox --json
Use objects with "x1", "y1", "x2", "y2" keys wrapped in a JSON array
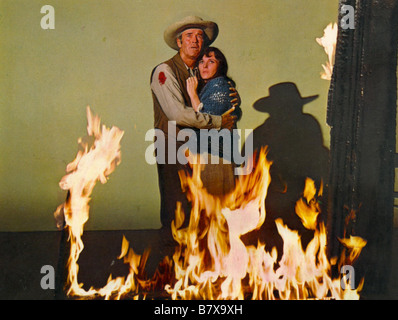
[{"x1": 186, "y1": 47, "x2": 242, "y2": 196}]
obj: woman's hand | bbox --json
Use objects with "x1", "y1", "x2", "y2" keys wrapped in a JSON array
[
  {"x1": 186, "y1": 76, "x2": 201, "y2": 112},
  {"x1": 187, "y1": 76, "x2": 198, "y2": 97}
]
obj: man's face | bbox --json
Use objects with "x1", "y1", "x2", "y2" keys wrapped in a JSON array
[{"x1": 177, "y1": 28, "x2": 204, "y2": 61}]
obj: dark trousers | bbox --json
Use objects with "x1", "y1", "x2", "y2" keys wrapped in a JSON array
[{"x1": 156, "y1": 161, "x2": 191, "y2": 229}]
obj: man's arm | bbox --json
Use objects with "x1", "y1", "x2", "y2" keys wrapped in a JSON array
[{"x1": 151, "y1": 63, "x2": 222, "y2": 129}]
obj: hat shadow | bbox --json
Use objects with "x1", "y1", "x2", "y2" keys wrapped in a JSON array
[{"x1": 242, "y1": 82, "x2": 330, "y2": 257}]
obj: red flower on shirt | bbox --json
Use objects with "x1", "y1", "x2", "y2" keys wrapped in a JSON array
[{"x1": 158, "y1": 72, "x2": 167, "y2": 85}]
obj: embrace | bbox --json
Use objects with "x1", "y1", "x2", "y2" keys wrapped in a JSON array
[{"x1": 150, "y1": 15, "x2": 245, "y2": 230}]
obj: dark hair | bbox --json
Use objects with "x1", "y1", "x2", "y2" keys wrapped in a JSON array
[{"x1": 197, "y1": 47, "x2": 235, "y2": 85}]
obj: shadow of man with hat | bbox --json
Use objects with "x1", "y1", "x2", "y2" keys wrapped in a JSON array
[{"x1": 242, "y1": 82, "x2": 329, "y2": 258}]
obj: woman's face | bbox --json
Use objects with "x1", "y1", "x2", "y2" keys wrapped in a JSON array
[{"x1": 198, "y1": 52, "x2": 219, "y2": 81}]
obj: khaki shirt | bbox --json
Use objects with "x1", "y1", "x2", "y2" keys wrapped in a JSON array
[{"x1": 151, "y1": 63, "x2": 222, "y2": 130}]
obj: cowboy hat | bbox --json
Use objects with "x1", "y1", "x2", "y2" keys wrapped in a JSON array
[
  {"x1": 164, "y1": 15, "x2": 219, "y2": 51},
  {"x1": 253, "y1": 82, "x2": 319, "y2": 112}
]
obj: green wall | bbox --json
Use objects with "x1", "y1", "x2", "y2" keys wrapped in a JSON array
[{"x1": 0, "y1": 0, "x2": 339, "y2": 231}]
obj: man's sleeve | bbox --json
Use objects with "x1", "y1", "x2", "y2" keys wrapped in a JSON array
[{"x1": 150, "y1": 63, "x2": 221, "y2": 130}]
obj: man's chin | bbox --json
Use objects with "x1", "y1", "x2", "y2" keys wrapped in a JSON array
[{"x1": 190, "y1": 48, "x2": 200, "y2": 55}]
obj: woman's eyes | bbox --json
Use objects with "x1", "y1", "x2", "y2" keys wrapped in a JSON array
[{"x1": 199, "y1": 60, "x2": 216, "y2": 64}]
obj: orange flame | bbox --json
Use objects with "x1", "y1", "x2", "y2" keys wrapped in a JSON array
[
  {"x1": 295, "y1": 178, "x2": 321, "y2": 230},
  {"x1": 54, "y1": 106, "x2": 144, "y2": 299},
  {"x1": 55, "y1": 110, "x2": 366, "y2": 300},
  {"x1": 165, "y1": 150, "x2": 271, "y2": 300},
  {"x1": 166, "y1": 150, "x2": 365, "y2": 300}
]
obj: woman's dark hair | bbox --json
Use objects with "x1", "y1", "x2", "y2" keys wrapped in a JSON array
[{"x1": 197, "y1": 47, "x2": 235, "y2": 85}]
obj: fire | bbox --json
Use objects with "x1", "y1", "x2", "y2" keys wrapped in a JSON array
[
  {"x1": 54, "y1": 106, "x2": 144, "y2": 299},
  {"x1": 294, "y1": 177, "x2": 322, "y2": 230},
  {"x1": 316, "y1": 22, "x2": 338, "y2": 80},
  {"x1": 165, "y1": 151, "x2": 271, "y2": 300},
  {"x1": 166, "y1": 152, "x2": 365, "y2": 300},
  {"x1": 54, "y1": 109, "x2": 366, "y2": 300},
  {"x1": 54, "y1": 107, "x2": 174, "y2": 299}
]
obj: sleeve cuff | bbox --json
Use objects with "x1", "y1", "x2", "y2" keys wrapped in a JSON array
[{"x1": 212, "y1": 115, "x2": 222, "y2": 130}]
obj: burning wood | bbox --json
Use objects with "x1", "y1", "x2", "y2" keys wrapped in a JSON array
[{"x1": 54, "y1": 109, "x2": 366, "y2": 300}]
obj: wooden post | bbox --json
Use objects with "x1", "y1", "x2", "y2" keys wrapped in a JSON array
[{"x1": 327, "y1": 0, "x2": 398, "y2": 297}]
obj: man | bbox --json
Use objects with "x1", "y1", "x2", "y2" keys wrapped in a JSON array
[{"x1": 150, "y1": 15, "x2": 236, "y2": 230}]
